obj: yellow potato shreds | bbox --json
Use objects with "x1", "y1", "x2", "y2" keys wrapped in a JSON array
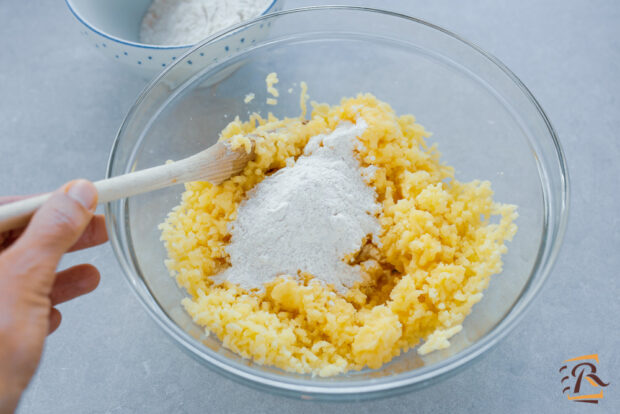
[{"x1": 159, "y1": 93, "x2": 518, "y2": 376}]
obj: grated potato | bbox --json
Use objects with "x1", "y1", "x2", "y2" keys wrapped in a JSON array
[{"x1": 159, "y1": 93, "x2": 517, "y2": 376}]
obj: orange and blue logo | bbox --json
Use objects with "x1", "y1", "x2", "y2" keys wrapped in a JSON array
[{"x1": 560, "y1": 354, "x2": 610, "y2": 404}]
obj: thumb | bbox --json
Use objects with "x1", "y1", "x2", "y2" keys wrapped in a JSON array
[{"x1": 11, "y1": 180, "x2": 98, "y2": 272}]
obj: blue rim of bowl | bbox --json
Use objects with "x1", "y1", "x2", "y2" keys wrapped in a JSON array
[
  {"x1": 64, "y1": 0, "x2": 278, "y2": 50},
  {"x1": 105, "y1": 6, "x2": 569, "y2": 399}
]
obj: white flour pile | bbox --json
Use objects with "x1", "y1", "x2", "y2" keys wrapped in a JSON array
[
  {"x1": 212, "y1": 120, "x2": 381, "y2": 293},
  {"x1": 140, "y1": 0, "x2": 273, "y2": 46}
]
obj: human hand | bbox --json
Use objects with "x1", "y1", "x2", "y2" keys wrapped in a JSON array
[{"x1": 0, "y1": 180, "x2": 108, "y2": 413}]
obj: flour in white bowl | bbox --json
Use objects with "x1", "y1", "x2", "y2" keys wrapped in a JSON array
[
  {"x1": 140, "y1": 0, "x2": 273, "y2": 46},
  {"x1": 212, "y1": 120, "x2": 381, "y2": 294}
]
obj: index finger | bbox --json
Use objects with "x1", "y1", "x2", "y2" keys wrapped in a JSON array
[{"x1": 68, "y1": 215, "x2": 108, "y2": 252}]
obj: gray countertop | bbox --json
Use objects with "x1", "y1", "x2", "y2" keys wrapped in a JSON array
[{"x1": 2, "y1": 0, "x2": 618, "y2": 413}]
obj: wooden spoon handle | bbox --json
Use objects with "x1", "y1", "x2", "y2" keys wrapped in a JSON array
[
  {"x1": 0, "y1": 141, "x2": 251, "y2": 233},
  {"x1": 0, "y1": 167, "x2": 177, "y2": 233},
  {"x1": 95, "y1": 160, "x2": 192, "y2": 204}
]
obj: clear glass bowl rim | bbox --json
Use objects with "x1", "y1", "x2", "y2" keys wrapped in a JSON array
[{"x1": 104, "y1": 6, "x2": 570, "y2": 400}]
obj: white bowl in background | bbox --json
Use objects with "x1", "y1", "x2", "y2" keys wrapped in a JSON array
[{"x1": 65, "y1": 0, "x2": 282, "y2": 79}]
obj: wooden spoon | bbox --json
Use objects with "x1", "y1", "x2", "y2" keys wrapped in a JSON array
[{"x1": 0, "y1": 141, "x2": 254, "y2": 233}]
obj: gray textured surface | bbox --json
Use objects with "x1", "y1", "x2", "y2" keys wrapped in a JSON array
[{"x1": 1, "y1": 0, "x2": 618, "y2": 413}]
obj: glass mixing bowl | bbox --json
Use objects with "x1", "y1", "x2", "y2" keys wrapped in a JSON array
[{"x1": 105, "y1": 6, "x2": 569, "y2": 401}]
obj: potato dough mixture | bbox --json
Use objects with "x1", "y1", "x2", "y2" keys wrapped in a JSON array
[{"x1": 160, "y1": 90, "x2": 517, "y2": 377}]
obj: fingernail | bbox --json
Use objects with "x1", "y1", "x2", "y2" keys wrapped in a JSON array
[{"x1": 67, "y1": 180, "x2": 97, "y2": 211}]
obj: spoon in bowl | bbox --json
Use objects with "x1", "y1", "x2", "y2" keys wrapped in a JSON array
[{"x1": 0, "y1": 140, "x2": 254, "y2": 233}]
